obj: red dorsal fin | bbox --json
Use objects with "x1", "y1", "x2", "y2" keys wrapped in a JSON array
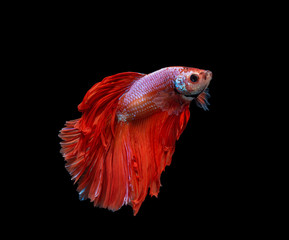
[
  {"x1": 78, "y1": 72, "x2": 145, "y2": 113},
  {"x1": 75, "y1": 72, "x2": 145, "y2": 134}
]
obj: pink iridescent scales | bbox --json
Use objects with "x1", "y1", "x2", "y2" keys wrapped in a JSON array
[{"x1": 117, "y1": 68, "x2": 181, "y2": 121}]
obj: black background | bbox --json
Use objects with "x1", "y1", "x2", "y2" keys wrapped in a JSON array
[
  {"x1": 55, "y1": 61, "x2": 220, "y2": 212},
  {"x1": 49, "y1": 49, "x2": 238, "y2": 221},
  {"x1": 30, "y1": 10, "x2": 256, "y2": 234},
  {"x1": 7, "y1": 2, "x2": 277, "y2": 237}
]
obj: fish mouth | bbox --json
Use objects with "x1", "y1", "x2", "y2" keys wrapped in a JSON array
[
  {"x1": 185, "y1": 93, "x2": 199, "y2": 98},
  {"x1": 184, "y1": 87, "x2": 207, "y2": 98},
  {"x1": 174, "y1": 83, "x2": 208, "y2": 99}
]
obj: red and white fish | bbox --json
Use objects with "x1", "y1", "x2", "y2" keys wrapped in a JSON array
[{"x1": 59, "y1": 66, "x2": 212, "y2": 215}]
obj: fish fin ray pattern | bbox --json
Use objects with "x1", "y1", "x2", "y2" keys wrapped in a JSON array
[{"x1": 59, "y1": 72, "x2": 145, "y2": 212}]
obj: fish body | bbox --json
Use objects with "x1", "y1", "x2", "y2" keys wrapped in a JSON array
[
  {"x1": 117, "y1": 67, "x2": 212, "y2": 121},
  {"x1": 59, "y1": 66, "x2": 212, "y2": 215}
]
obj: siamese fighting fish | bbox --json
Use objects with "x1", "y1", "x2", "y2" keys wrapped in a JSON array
[{"x1": 59, "y1": 66, "x2": 213, "y2": 215}]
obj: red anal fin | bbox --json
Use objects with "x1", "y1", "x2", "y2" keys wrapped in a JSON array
[{"x1": 127, "y1": 106, "x2": 190, "y2": 215}]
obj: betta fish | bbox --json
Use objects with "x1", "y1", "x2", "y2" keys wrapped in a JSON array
[{"x1": 59, "y1": 66, "x2": 212, "y2": 215}]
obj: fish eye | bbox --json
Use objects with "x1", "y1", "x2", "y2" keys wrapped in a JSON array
[{"x1": 190, "y1": 74, "x2": 199, "y2": 83}]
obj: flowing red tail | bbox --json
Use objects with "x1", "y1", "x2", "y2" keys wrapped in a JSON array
[{"x1": 59, "y1": 72, "x2": 190, "y2": 215}]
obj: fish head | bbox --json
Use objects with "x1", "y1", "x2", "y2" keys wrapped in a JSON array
[{"x1": 174, "y1": 67, "x2": 212, "y2": 100}]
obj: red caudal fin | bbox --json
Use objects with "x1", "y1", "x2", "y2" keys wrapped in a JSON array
[{"x1": 59, "y1": 72, "x2": 145, "y2": 212}]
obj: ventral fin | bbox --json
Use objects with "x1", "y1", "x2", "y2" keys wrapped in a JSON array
[{"x1": 195, "y1": 88, "x2": 210, "y2": 111}]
